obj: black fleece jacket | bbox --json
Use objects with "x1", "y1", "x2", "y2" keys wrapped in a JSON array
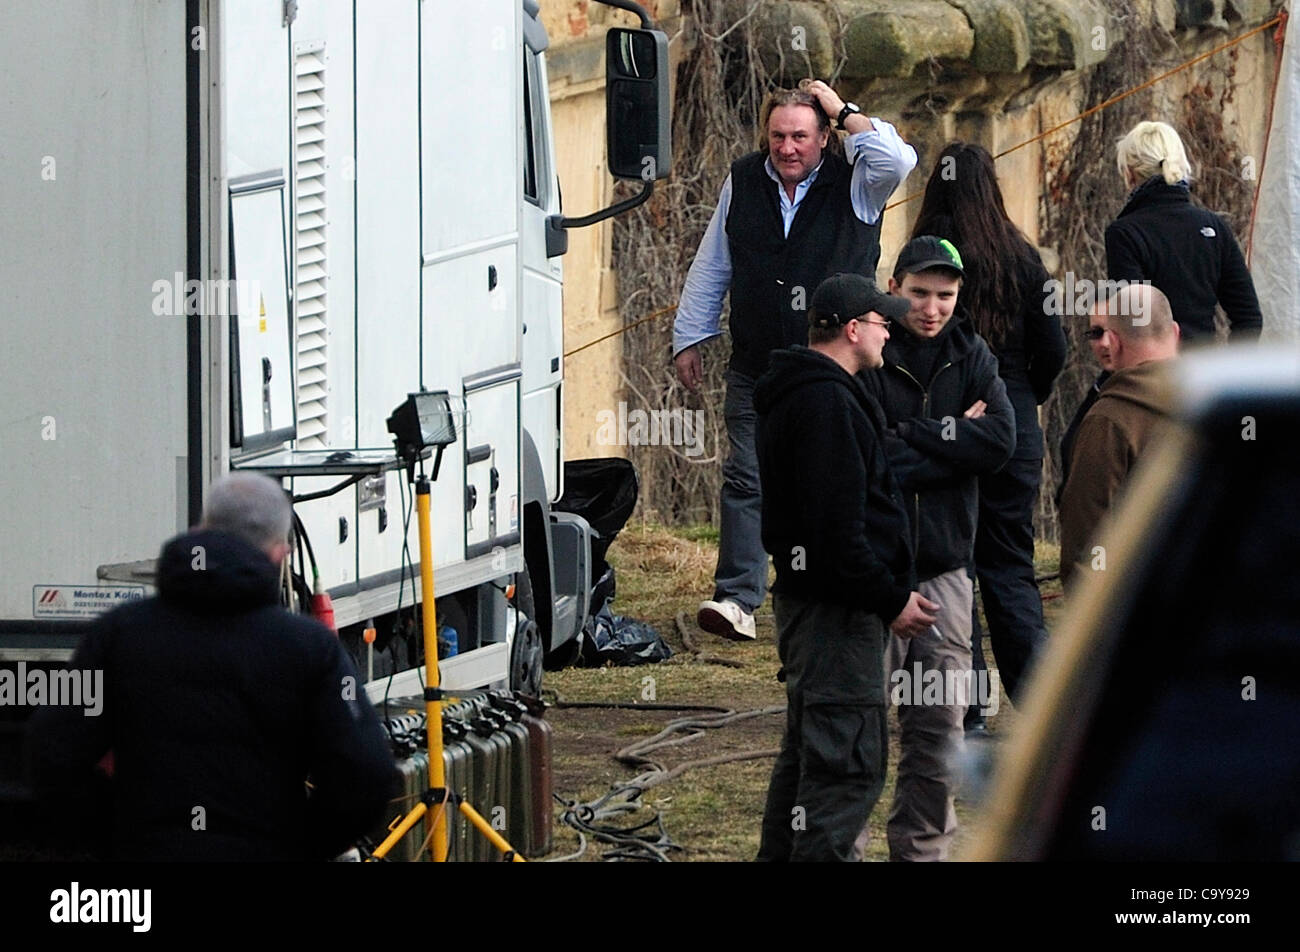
[
  {"x1": 859, "y1": 315, "x2": 1016, "y2": 581},
  {"x1": 755, "y1": 346, "x2": 915, "y2": 622},
  {"x1": 1106, "y1": 177, "x2": 1262, "y2": 343},
  {"x1": 918, "y1": 215, "x2": 1066, "y2": 457},
  {"x1": 29, "y1": 530, "x2": 398, "y2": 861}
]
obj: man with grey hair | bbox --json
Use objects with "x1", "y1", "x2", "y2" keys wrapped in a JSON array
[
  {"x1": 200, "y1": 470, "x2": 293, "y2": 557},
  {"x1": 30, "y1": 472, "x2": 397, "y2": 860},
  {"x1": 1059, "y1": 283, "x2": 1180, "y2": 589}
]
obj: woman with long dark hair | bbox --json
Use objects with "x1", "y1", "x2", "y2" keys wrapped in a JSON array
[{"x1": 910, "y1": 142, "x2": 1066, "y2": 720}]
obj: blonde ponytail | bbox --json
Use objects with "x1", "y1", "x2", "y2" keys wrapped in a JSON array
[{"x1": 1116, "y1": 120, "x2": 1194, "y2": 186}]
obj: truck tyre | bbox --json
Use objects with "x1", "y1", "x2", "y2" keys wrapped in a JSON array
[{"x1": 510, "y1": 568, "x2": 544, "y2": 697}]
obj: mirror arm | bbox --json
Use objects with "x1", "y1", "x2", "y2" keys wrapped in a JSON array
[
  {"x1": 588, "y1": 0, "x2": 653, "y2": 29},
  {"x1": 554, "y1": 179, "x2": 653, "y2": 231}
]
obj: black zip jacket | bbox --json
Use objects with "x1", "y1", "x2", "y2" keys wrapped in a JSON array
[
  {"x1": 859, "y1": 315, "x2": 1016, "y2": 581},
  {"x1": 1106, "y1": 177, "x2": 1262, "y2": 343},
  {"x1": 29, "y1": 530, "x2": 398, "y2": 861},
  {"x1": 755, "y1": 346, "x2": 915, "y2": 622},
  {"x1": 919, "y1": 215, "x2": 1066, "y2": 457}
]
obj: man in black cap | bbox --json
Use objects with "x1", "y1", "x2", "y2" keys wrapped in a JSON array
[
  {"x1": 754, "y1": 272, "x2": 938, "y2": 862},
  {"x1": 859, "y1": 236, "x2": 1016, "y2": 861}
]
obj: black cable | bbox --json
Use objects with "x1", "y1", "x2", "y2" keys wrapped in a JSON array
[
  {"x1": 552, "y1": 700, "x2": 731, "y2": 713},
  {"x1": 383, "y1": 477, "x2": 419, "y2": 732},
  {"x1": 294, "y1": 509, "x2": 319, "y2": 581}
]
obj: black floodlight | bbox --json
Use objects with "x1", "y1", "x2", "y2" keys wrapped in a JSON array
[{"x1": 388, "y1": 390, "x2": 456, "y2": 480}]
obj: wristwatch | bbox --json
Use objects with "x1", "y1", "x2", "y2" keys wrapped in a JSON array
[{"x1": 836, "y1": 102, "x2": 861, "y2": 129}]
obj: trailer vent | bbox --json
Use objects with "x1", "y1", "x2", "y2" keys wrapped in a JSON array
[{"x1": 294, "y1": 48, "x2": 328, "y2": 447}]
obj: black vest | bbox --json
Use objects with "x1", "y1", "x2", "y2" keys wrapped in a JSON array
[{"x1": 724, "y1": 150, "x2": 883, "y2": 376}]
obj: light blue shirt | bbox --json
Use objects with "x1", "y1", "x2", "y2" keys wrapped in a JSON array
[{"x1": 672, "y1": 119, "x2": 917, "y2": 357}]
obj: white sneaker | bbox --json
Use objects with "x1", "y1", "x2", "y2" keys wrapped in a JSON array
[{"x1": 697, "y1": 599, "x2": 757, "y2": 641}]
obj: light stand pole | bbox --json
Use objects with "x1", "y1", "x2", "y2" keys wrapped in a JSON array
[
  {"x1": 414, "y1": 472, "x2": 448, "y2": 862},
  {"x1": 368, "y1": 391, "x2": 524, "y2": 862}
]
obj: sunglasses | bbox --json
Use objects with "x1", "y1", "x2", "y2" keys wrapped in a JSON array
[{"x1": 1085, "y1": 326, "x2": 1108, "y2": 340}]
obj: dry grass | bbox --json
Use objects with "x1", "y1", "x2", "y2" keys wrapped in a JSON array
[{"x1": 539, "y1": 522, "x2": 1065, "y2": 862}]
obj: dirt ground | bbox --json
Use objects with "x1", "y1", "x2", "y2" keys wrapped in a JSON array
[{"x1": 536, "y1": 521, "x2": 1065, "y2": 862}]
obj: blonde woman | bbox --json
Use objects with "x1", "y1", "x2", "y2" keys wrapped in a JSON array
[{"x1": 1105, "y1": 120, "x2": 1261, "y2": 343}]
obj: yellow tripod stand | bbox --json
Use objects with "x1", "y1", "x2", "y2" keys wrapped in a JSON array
[{"x1": 368, "y1": 474, "x2": 524, "y2": 862}]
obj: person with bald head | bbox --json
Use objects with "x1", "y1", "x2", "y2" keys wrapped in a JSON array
[{"x1": 1058, "y1": 283, "x2": 1180, "y2": 589}]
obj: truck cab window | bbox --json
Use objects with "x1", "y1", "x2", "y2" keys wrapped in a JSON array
[{"x1": 523, "y1": 51, "x2": 542, "y2": 205}]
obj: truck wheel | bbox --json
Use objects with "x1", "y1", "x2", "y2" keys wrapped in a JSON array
[{"x1": 510, "y1": 569, "x2": 544, "y2": 697}]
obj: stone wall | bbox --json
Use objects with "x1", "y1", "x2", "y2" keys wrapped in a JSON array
[{"x1": 543, "y1": 0, "x2": 1283, "y2": 467}]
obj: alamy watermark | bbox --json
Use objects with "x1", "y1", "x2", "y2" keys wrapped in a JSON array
[
  {"x1": 889, "y1": 663, "x2": 1000, "y2": 716},
  {"x1": 595, "y1": 401, "x2": 706, "y2": 458},
  {"x1": 151, "y1": 272, "x2": 262, "y2": 317},
  {"x1": 0, "y1": 663, "x2": 103, "y2": 716},
  {"x1": 1044, "y1": 274, "x2": 1152, "y2": 323},
  {"x1": 50, "y1": 882, "x2": 151, "y2": 932}
]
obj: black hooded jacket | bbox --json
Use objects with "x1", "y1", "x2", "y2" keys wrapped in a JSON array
[
  {"x1": 917, "y1": 213, "x2": 1066, "y2": 458},
  {"x1": 860, "y1": 315, "x2": 1016, "y2": 581},
  {"x1": 29, "y1": 529, "x2": 398, "y2": 861},
  {"x1": 754, "y1": 346, "x2": 915, "y2": 622},
  {"x1": 1106, "y1": 177, "x2": 1262, "y2": 343}
]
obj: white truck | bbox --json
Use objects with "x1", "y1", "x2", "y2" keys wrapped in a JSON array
[{"x1": 0, "y1": 0, "x2": 668, "y2": 771}]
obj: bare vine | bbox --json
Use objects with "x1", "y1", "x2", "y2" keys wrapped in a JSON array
[{"x1": 610, "y1": 0, "x2": 1271, "y2": 535}]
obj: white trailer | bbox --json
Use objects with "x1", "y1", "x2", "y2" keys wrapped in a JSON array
[{"x1": 0, "y1": 0, "x2": 669, "y2": 762}]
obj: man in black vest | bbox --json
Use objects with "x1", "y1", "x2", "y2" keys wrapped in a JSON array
[{"x1": 673, "y1": 79, "x2": 916, "y2": 642}]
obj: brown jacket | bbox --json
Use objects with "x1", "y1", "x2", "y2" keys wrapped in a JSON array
[{"x1": 1059, "y1": 360, "x2": 1175, "y2": 588}]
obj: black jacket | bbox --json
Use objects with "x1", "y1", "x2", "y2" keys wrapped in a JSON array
[
  {"x1": 29, "y1": 530, "x2": 398, "y2": 861},
  {"x1": 755, "y1": 346, "x2": 914, "y2": 622},
  {"x1": 1106, "y1": 177, "x2": 1262, "y2": 343},
  {"x1": 919, "y1": 217, "x2": 1066, "y2": 458},
  {"x1": 725, "y1": 151, "x2": 883, "y2": 376},
  {"x1": 860, "y1": 316, "x2": 1016, "y2": 581}
]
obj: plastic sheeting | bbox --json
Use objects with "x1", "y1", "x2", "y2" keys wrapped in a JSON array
[{"x1": 1252, "y1": 5, "x2": 1300, "y2": 346}]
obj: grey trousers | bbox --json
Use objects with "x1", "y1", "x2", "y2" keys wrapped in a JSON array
[
  {"x1": 714, "y1": 369, "x2": 768, "y2": 612},
  {"x1": 757, "y1": 594, "x2": 889, "y2": 862},
  {"x1": 882, "y1": 567, "x2": 974, "y2": 861}
]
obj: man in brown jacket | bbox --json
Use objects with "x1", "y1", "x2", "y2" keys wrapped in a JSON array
[{"x1": 1059, "y1": 283, "x2": 1179, "y2": 589}]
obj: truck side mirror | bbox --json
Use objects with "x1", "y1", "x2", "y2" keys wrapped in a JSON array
[
  {"x1": 554, "y1": 16, "x2": 672, "y2": 237},
  {"x1": 605, "y1": 27, "x2": 671, "y2": 182}
]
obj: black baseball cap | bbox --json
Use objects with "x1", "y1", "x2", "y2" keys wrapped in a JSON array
[
  {"x1": 894, "y1": 235, "x2": 965, "y2": 278},
  {"x1": 810, "y1": 273, "x2": 909, "y2": 327}
]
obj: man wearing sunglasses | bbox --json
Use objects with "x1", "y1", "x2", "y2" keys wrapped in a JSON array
[{"x1": 1059, "y1": 283, "x2": 1180, "y2": 590}]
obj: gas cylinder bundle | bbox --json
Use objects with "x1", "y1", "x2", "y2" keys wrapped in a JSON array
[{"x1": 373, "y1": 691, "x2": 553, "y2": 861}]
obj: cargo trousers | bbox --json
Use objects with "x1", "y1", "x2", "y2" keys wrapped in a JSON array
[
  {"x1": 757, "y1": 594, "x2": 889, "y2": 862},
  {"x1": 881, "y1": 567, "x2": 973, "y2": 861}
]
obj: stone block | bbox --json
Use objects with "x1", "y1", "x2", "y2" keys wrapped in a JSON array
[
  {"x1": 945, "y1": 0, "x2": 1031, "y2": 73},
  {"x1": 729, "y1": 0, "x2": 836, "y2": 81},
  {"x1": 1024, "y1": 0, "x2": 1115, "y2": 70},
  {"x1": 835, "y1": 0, "x2": 975, "y2": 79}
]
